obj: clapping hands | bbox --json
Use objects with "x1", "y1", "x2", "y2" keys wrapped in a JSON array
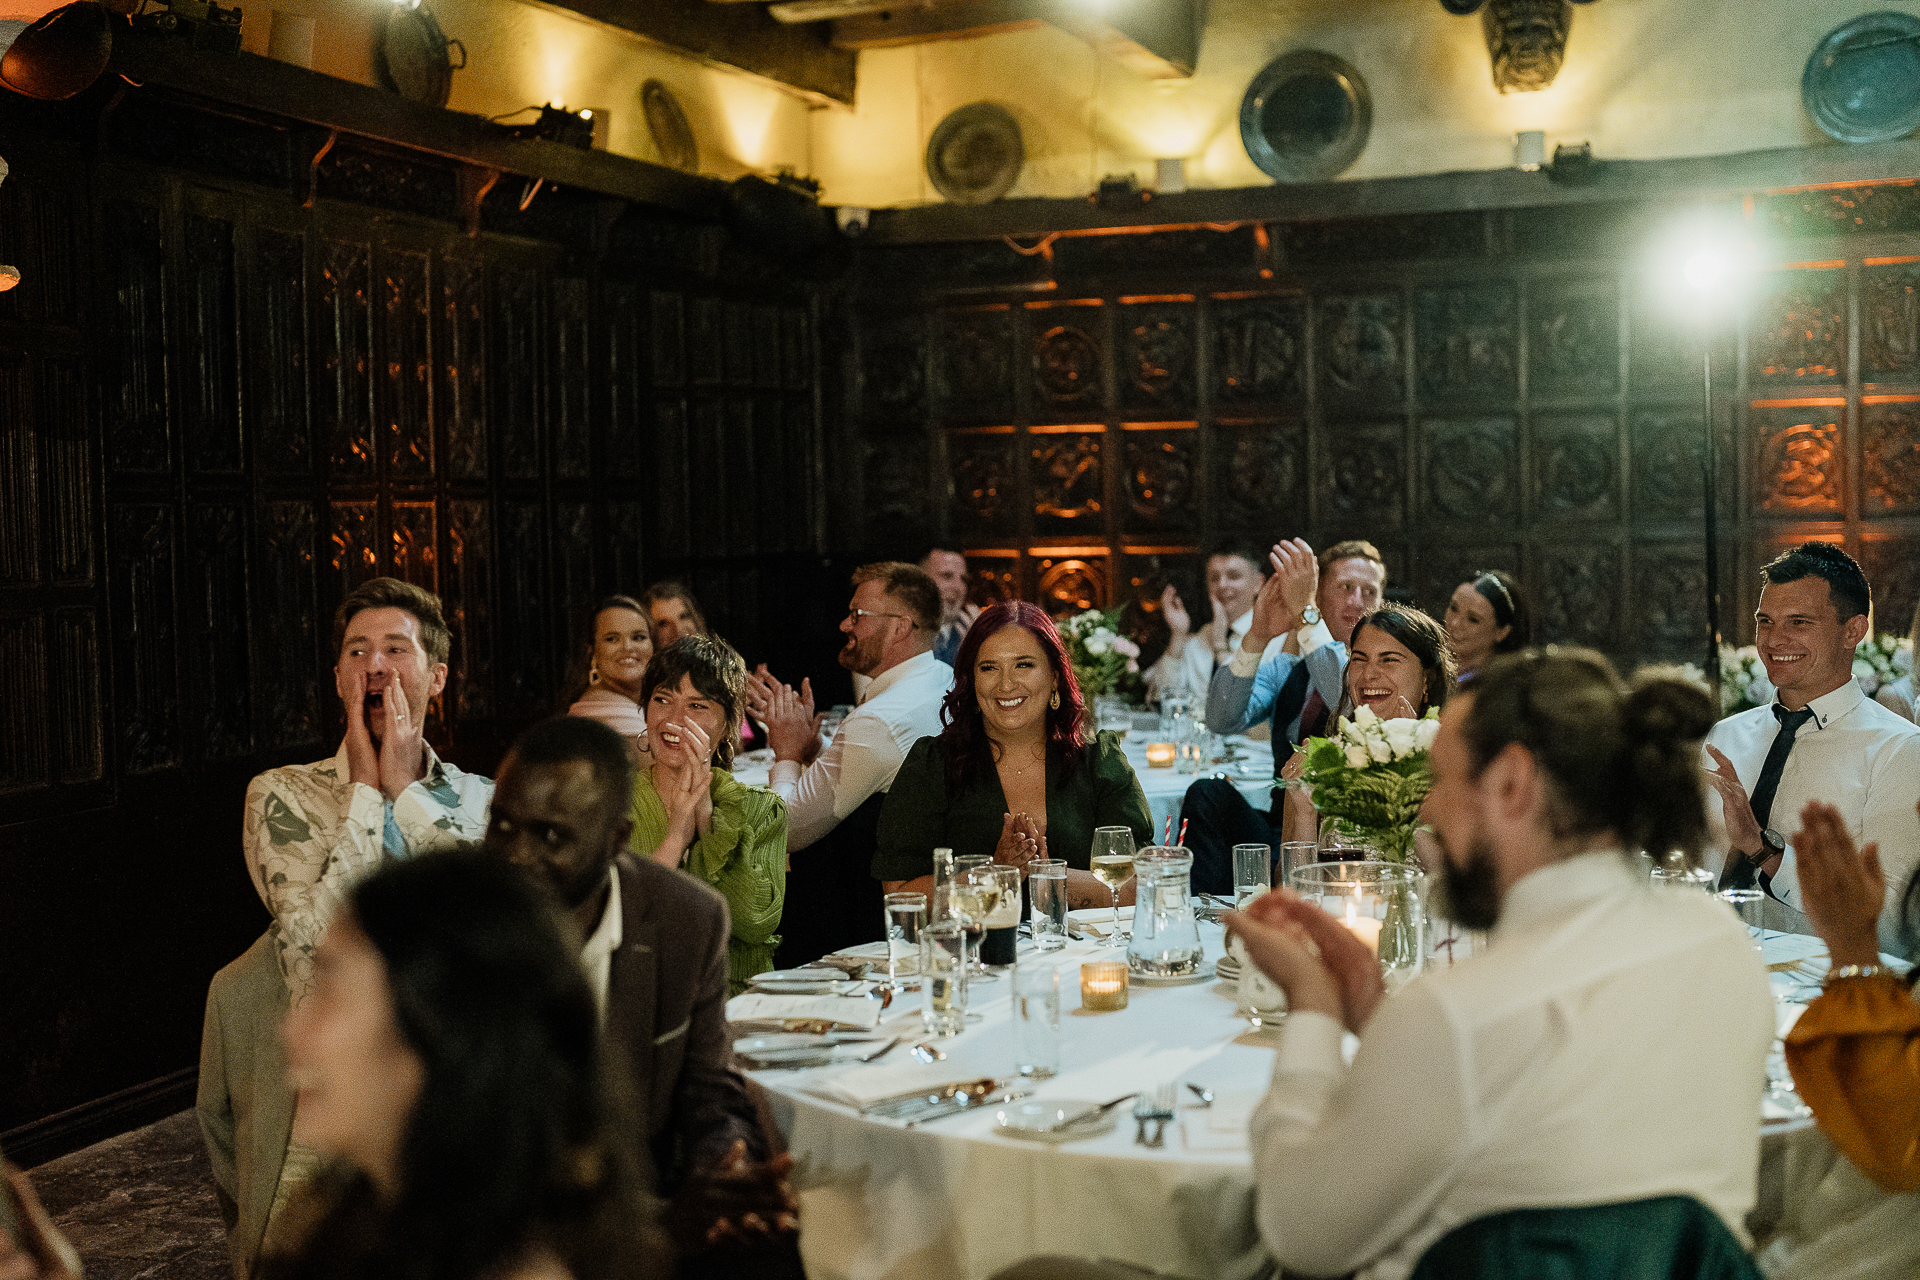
[
  {"x1": 1792, "y1": 799, "x2": 1889, "y2": 968},
  {"x1": 993, "y1": 811, "x2": 1046, "y2": 872},
  {"x1": 1224, "y1": 887, "x2": 1386, "y2": 1033},
  {"x1": 666, "y1": 1140, "x2": 799, "y2": 1253}
]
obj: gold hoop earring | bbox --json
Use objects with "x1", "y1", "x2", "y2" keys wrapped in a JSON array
[{"x1": 1049, "y1": 690, "x2": 1060, "y2": 710}]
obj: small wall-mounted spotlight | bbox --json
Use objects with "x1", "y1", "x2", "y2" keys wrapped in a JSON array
[{"x1": 1513, "y1": 130, "x2": 1545, "y2": 171}]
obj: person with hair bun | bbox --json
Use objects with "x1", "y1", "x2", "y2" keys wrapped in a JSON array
[
  {"x1": 1220, "y1": 648, "x2": 1773, "y2": 1279},
  {"x1": 1444, "y1": 569, "x2": 1531, "y2": 683},
  {"x1": 874, "y1": 602, "x2": 1152, "y2": 909}
]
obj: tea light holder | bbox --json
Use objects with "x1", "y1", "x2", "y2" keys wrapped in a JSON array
[
  {"x1": 1144, "y1": 741, "x2": 1177, "y2": 768},
  {"x1": 1080, "y1": 960, "x2": 1129, "y2": 1011},
  {"x1": 1287, "y1": 860, "x2": 1427, "y2": 988}
]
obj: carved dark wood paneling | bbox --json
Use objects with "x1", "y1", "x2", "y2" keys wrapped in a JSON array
[
  {"x1": 1122, "y1": 429, "x2": 1196, "y2": 531},
  {"x1": 1279, "y1": 212, "x2": 1484, "y2": 268},
  {"x1": 866, "y1": 433, "x2": 931, "y2": 550},
  {"x1": 497, "y1": 269, "x2": 545, "y2": 481},
  {"x1": 0, "y1": 615, "x2": 47, "y2": 792},
  {"x1": 553, "y1": 279, "x2": 591, "y2": 479},
  {"x1": 781, "y1": 308, "x2": 811, "y2": 392},
  {"x1": 329, "y1": 501, "x2": 379, "y2": 596},
  {"x1": 1628, "y1": 288, "x2": 1704, "y2": 391},
  {"x1": 690, "y1": 296, "x2": 724, "y2": 386},
  {"x1": 104, "y1": 201, "x2": 170, "y2": 474},
  {"x1": 187, "y1": 504, "x2": 251, "y2": 761},
  {"x1": 552, "y1": 502, "x2": 595, "y2": 660},
  {"x1": 949, "y1": 430, "x2": 1015, "y2": 538},
  {"x1": 378, "y1": 250, "x2": 433, "y2": 479},
  {"x1": 1631, "y1": 547, "x2": 1708, "y2": 663},
  {"x1": 446, "y1": 498, "x2": 494, "y2": 721},
  {"x1": 862, "y1": 318, "x2": 926, "y2": 421},
  {"x1": 1528, "y1": 277, "x2": 1618, "y2": 398},
  {"x1": 49, "y1": 608, "x2": 103, "y2": 784},
  {"x1": 248, "y1": 228, "x2": 310, "y2": 477},
  {"x1": 440, "y1": 258, "x2": 487, "y2": 482},
  {"x1": 1760, "y1": 183, "x2": 1920, "y2": 240},
  {"x1": 1751, "y1": 269, "x2": 1845, "y2": 386},
  {"x1": 1119, "y1": 303, "x2": 1195, "y2": 414},
  {"x1": 0, "y1": 361, "x2": 34, "y2": 585},
  {"x1": 1030, "y1": 316, "x2": 1104, "y2": 417},
  {"x1": 1752, "y1": 404, "x2": 1842, "y2": 514},
  {"x1": 723, "y1": 397, "x2": 757, "y2": 553},
  {"x1": 1319, "y1": 293, "x2": 1403, "y2": 404},
  {"x1": 752, "y1": 304, "x2": 781, "y2": 391},
  {"x1": 112, "y1": 504, "x2": 179, "y2": 775},
  {"x1": 651, "y1": 291, "x2": 686, "y2": 387},
  {"x1": 1418, "y1": 544, "x2": 1518, "y2": 625},
  {"x1": 1859, "y1": 539, "x2": 1920, "y2": 643},
  {"x1": 182, "y1": 214, "x2": 241, "y2": 474},
  {"x1": 1035, "y1": 552, "x2": 1110, "y2": 613},
  {"x1": 1423, "y1": 418, "x2": 1517, "y2": 524},
  {"x1": 317, "y1": 238, "x2": 375, "y2": 479},
  {"x1": 724, "y1": 302, "x2": 753, "y2": 389},
  {"x1": 1536, "y1": 543, "x2": 1620, "y2": 651},
  {"x1": 1054, "y1": 226, "x2": 1258, "y2": 277},
  {"x1": 41, "y1": 360, "x2": 91, "y2": 586},
  {"x1": 1532, "y1": 416, "x2": 1618, "y2": 522},
  {"x1": 1031, "y1": 431, "x2": 1104, "y2": 533},
  {"x1": 934, "y1": 308, "x2": 1015, "y2": 422},
  {"x1": 689, "y1": 401, "x2": 729, "y2": 554},
  {"x1": 255, "y1": 500, "x2": 321, "y2": 750},
  {"x1": 608, "y1": 500, "x2": 646, "y2": 595},
  {"x1": 390, "y1": 500, "x2": 437, "y2": 591},
  {"x1": 1416, "y1": 284, "x2": 1517, "y2": 402},
  {"x1": 605, "y1": 284, "x2": 643, "y2": 481},
  {"x1": 650, "y1": 399, "x2": 691, "y2": 559},
  {"x1": 1326, "y1": 422, "x2": 1404, "y2": 528},
  {"x1": 1863, "y1": 262, "x2": 1920, "y2": 383},
  {"x1": 1217, "y1": 421, "x2": 1304, "y2": 530},
  {"x1": 497, "y1": 500, "x2": 549, "y2": 716},
  {"x1": 1630, "y1": 408, "x2": 1705, "y2": 521},
  {"x1": 1864, "y1": 402, "x2": 1920, "y2": 512},
  {"x1": 0, "y1": 177, "x2": 81, "y2": 327},
  {"x1": 1213, "y1": 295, "x2": 1305, "y2": 407}
]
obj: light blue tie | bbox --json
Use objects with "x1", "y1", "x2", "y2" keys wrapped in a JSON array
[{"x1": 383, "y1": 805, "x2": 408, "y2": 860}]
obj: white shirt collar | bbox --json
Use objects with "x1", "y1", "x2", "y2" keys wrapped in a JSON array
[
  {"x1": 1495, "y1": 847, "x2": 1640, "y2": 937},
  {"x1": 857, "y1": 648, "x2": 943, "y2": 705},
  {"x1": 1781, "y1": 677, "x2": 1866, "y2": 732},
  {"x1": 579, "y1": 862, "x2": 624, "y2": 1024},
  {"x1": 1230, "y1": 609, "x2": 1253, "y2": 639}
]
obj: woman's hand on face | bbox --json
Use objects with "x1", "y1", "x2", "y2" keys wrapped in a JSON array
[
  {"x1": 659, "y1": 718, "x2": 716, "y2": 845},
  {"x1": 1380, "y1": 694, "x2": 1419, "y2": 721},
  {"x1": 1791, "y1": 799, "x2": 1888, "y2": 967}
]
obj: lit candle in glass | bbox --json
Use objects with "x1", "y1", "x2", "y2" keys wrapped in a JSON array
[
  {"x1": 1144, "y1": 741, "x2": 1177, "y2": 768},
  {"x1": 1080, "y1": 960, "x2": 1129, "y2": 1011},
  {"x1": 1343, "y1": 898, "x2": 1383, "y2": 956}
]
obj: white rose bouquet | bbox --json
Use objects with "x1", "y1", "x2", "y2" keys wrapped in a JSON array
[
  {"x1": 1058, "y1": 607, "x2": 1143, "y2": 701},
  {"x1": 1719, "y1": 646, "x2": 1773, "y2": 717},
  {"x1": 1298, "y1": 705, "x2": 1441, "y2": 863},
  {"x1": 1852, "y1": 631, "x2": 1913, "y2": 697}
]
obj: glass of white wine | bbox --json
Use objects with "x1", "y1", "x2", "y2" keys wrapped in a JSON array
[
  {"x1": 949, "y1": 871, "x2": 1003, "y2": 983},
  {"x1": 1089, "y1": 825, "x2": 1137, "y2": 940}
]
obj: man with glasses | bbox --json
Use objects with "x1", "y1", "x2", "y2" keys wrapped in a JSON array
[{"x1": 751, "y1": 562, "x2": 953, "y2": 965}]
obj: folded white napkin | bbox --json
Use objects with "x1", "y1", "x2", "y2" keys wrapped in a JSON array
[
  {"x1": 803, "y1": 1060, "x2": 972, "y2": 1109},
  {"x1": 1041, "y1": 1042, "x2": 1231, "y2": 1105},
  {"x1": 1182, "y1": 1088, "x2": 1261, "y2": 1151},
  {"x1": 725, "y1": 993, "x2": 882, "y2": 1030}
]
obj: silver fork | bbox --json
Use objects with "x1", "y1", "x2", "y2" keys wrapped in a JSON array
[
  {"x1": 1131, "y1": 1091, "x2": 1157, "y2": 1146},
  {"x1": 1141, "y1": 1084, "x2": 1177, "y2": 1148}
]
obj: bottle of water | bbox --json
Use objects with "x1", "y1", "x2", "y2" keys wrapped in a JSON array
[{"x1": 931, "y1": 846, "x2": 954, "y2": 922}]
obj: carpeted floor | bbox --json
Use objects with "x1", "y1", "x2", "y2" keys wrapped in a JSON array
[{"x1": 24, "y1": 1110, "x2": 229, "y2": 1280}]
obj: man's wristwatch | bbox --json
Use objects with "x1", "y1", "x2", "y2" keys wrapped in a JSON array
[
  {"x1": 1299, "y1": 605, "x2": 1321, "y2": 626},
  {"x1": 1748, "y1": 828, "x2": 1785, "y2": 868}
]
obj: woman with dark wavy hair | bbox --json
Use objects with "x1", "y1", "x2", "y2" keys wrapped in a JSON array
[
  {"x1": 266, "y1": 851, "x2": 668, "y2": 1280},
  {"x1": 874, "y1": 602, "x2": 1152, "y2": 909}
]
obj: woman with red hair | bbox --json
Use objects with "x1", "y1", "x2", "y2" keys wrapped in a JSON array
[{"x1": 874, "y1": 602, "x2": 1152, "y2": 908}]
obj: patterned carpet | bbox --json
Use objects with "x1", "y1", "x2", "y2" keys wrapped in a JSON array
[{"x1": 24, "y1": 1111, "x2": 229, "y2": 1280}]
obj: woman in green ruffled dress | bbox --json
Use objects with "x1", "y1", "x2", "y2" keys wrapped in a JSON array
[{"x1": 628, "y1": 635, "x2": 787, "y2": 995}]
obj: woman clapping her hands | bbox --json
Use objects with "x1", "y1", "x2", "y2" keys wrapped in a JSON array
[{"x1": 629, "y1": 636, "x2": 787, "y2": 995}]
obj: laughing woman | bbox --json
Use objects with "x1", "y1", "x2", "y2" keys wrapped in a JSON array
[
  {"x1": 628, "y1": 636, "x2": 787, "y2": 995},
  {"x1": 873, "y1": 602, "x2": 1153, "y2": 910},
  {"x1": 564, "y1": 595, "x2": 655, "y2": 763}
]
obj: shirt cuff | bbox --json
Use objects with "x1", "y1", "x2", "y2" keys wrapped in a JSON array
[
  {"x1": 1767, "y1": 848, "x2": 1799, "y2": 906},
  {"x1": 1272, "y1": 1009, "x2": 1346, "y2": 1081},
  {"x1": 1229, "y1": 648, "x2": 1264, "y2": 678},
  {"x1": 769, "y1": 759, "x2": 803, "y2": 792}
]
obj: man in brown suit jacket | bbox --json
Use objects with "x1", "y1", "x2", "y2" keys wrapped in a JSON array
[{"x1": 484, "y1": 716, "x2": 796, "y2": 1249}]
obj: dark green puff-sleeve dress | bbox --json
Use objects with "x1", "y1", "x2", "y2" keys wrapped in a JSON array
[{"x1": 872, "y1": 730, "x2": 1153, "y2": 882}]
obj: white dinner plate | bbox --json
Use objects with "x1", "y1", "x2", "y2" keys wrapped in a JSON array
[
  {"x1": 733, "y1": 1033, "x2": 826, "y2": 1056},
  {"x1": 992, "y1": 1098, "x2": 1116, "y2": 1143}
]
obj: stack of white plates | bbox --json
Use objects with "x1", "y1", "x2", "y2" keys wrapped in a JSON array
[
  {"x1": 1215, "y1": 952, "x2": 1242, "y2": 981},
  {"x1": 750, "y1": 968, "x2": 851, "y2": 996}
]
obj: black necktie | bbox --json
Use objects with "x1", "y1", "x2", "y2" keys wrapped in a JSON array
[{"x1": 1720, "y1": 704, "x2": 1815, "y2": 890}]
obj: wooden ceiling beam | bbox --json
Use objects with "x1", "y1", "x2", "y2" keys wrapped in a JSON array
[{"x1": 542, "y1": 0, "x2": 856, "y2": 104}]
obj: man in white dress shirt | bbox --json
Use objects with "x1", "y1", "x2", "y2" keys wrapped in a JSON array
[
  {"x1": 1704, "y1": 541, "x2": 1920, "y2": 959},
  {"x1": 1228, "y1": 649, "x2": 1773, "y2": 1279},
  {"x1": 754, "y1": 562, "x2": 952, "y2": 964},
  {"x1": 1146, "y1": 542, "x2": 1270, "y2": 701}
]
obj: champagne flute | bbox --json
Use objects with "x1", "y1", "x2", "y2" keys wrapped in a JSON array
[{"x1": 1089, "y1": 825, "x2": 1137, "y2": 940}]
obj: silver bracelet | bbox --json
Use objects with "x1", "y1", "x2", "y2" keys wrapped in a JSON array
[{"x1": 1825, "y1": 963, "x2": 1897, "y2": 987}]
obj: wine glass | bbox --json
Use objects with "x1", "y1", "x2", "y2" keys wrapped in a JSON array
[
  {"x1": 1089, "y1": 825, "x2": 1137, "y2": 940},
  {"x1": 949, "y1": 866, "x2": 1002, "y2": 984}
]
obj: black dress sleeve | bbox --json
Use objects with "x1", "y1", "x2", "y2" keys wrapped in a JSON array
[{"x1": 872, "y1": 735, "x2": 949, "y2": 882}]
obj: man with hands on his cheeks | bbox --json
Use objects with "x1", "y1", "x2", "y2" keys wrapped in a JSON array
[{"x1": 1225, "y1": 650, "x2": 1771, "y2": 1279}]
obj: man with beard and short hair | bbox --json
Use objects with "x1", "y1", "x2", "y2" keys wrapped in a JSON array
[
  {"x1": 485, "y1": 717, "x2": 802, "y2": 1275},
  {"x1": 751, "y1": 562, "x2": 952, "y2": 966},
  {"x1": 202, "y1": 577, "x2": 494, "y2": 1277},
  {"x1": 921, "y1": 546, "x2": 979, "y2": 669},
  {"x1": 1222, "y1": 650, "x2": 1773, "y2": 1279}
]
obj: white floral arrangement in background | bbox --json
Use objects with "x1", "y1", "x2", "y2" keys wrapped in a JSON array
[
  {"x1": 1716, "y1": 635, "x2": 1912, "y2": 716},
  {"x1": 1299, "y1": 705, "x2": 1442, "y2": 863},
  {"x1": 1852, "y1": 631, "x2": 1913, "y2": 698},
  {"x1": 1059, "y1": 608, "x2": 1142, "y2": 700}
]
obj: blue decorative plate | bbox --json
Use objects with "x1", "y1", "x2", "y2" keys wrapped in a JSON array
[
  {"x1": 1240, "y1": 50, "x2": 1372, "y2": 184},
  {"x1": 1803, "y1": 11, "x2": 1920, "y2": 145}
]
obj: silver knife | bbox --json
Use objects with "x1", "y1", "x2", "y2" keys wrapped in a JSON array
[
  {"x1": 1035, "y1": 1092, "x2": 1137, "y2": 1134},
  {"x1": 903, "y1": 1087, "x2": 1032, "y2": 1126}
]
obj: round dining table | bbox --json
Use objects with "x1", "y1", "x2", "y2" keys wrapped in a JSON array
[{"x1": 745, "y1": 920, "x2": 1869, "y2": 1280}]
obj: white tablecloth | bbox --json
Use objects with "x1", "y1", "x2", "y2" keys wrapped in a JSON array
[
  {"x1": 731, "y1": 736, "x2": 1276, "y2": 841},
  {"x1": 749, "y1": 922, "x2": 1875, "y2": 1280}
]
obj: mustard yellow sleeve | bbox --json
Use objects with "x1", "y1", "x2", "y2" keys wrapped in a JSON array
[{"x1": 1784, "y1": 975, "x2": 1920, "y2": 1193}]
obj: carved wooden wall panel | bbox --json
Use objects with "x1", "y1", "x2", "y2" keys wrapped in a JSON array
[
  {"x1": 317, "y1": 238, "x2": 375, "y2": 479},
  {"x1": 255, "y1": 499, "x2": 321, "y2": 749},
  {"x1": 497, "y1": 268, "x2": 545, "y2": 481},
  {"x1": 182, "y1": 214, "x2": 241, "y2": 474},
  {"x1": 1030, "y1": 430, "x2": 1104, "y2": 533},
  {"x1": 1213, "y1": 295, "x2": 1305, "y2": 407},
  {"x1": 49, "y1": 608, "x2": 103, "y2": 784},
  {"x1": 1864, "y1": 402, "x2": 1920, "y2": 512},
  {"x1": 1631, "y1": 546, "x2": 1708, "y2": 662},
  {"x1": 1029, "y1": 309, "x2": 1106, "y2": 420},
  {"x1": 1416, "y1": 284, "x2": 1517, "y2": 402},
  {"x1": 604, "y1": 284, "x2": 644, "y2": 481},
  {"x1": 440, "y1": 257, "x2": 487, "y2": 482},
  {"x1": 187, "y1": 502, "x2": 252, "y2": 761},
  {"x1": 104, "y1": 202, "x2": 169, "y2": 475},
  {"x1": 1424, "y1": 418, "x2": 1518, "y2": 526},
  {"x1": 1122, "y1": 427, "x2": 1196, "y2": 531},
  {"x1": 1752, "y1": 268, "x2": 1845, "y2": 386},
  {"x1": 0, "y1": 616, "x2": 48, "y2": 792},
  {"x1": 1537, "y1": 543, "x2": 1621, "y2": 651},
  {"x1": 949, "y1": 428, "x2": 1015, "y2": 539},
  {"x1": 0, "y1": 361, "x2": 33, "y2": 586},
  {"x1": 1217, "y1": 420, "x2": 1304, "y2": 532},
  {"x1": 861, "y1": 318, "x2": 925, "y2": 422},
  {"x1": 1320, "y1": 293, "x2": 1403, "y2": 405},
  {"x1": 111, "y1": 503, "x2": 179, "y2": 774},
  {"x1": 1860, "y1": 538, "x2": 1920, "y2": 637},
  {"x1": 42, "y1": 361, "x2": 92, "y2": 586},
  {"x1": 248, "y1": 228, "x2": 311, "y2": 477},
  {"x1": 1752, "y1": 404, "x2": 1843, "y2": 514},
  {"x1": 934, "y1": 308, "x2": 1015, "y2": 423},
  {"x1": 1326, "y1": 422, "x2": 1405, "y2": 531},
  {"x1": 446, "y1": 498, "x2": 494, "y2": 722},
  {"x1": 1532, "y1": 415, "x2": 1618, "y2": 522},
  {"x1": 1863, "y1": 262, "x2": 1920, "y2": 383},
  {"x1": 378, "y1": 249, "x2": 434, "y2": 479},
  {"x1": 1119, "y1": 302, "x2": 1195, "y2": 415},
  {"x1": 552, "y1": 279, "x2": 591, "y2": 480},
  {"x1": 1630, "y1": 408, "x2": 1705, "y2": 522},
  {"x1": 1529, "y1": 277, "x2": 1618, "y2": 399}
]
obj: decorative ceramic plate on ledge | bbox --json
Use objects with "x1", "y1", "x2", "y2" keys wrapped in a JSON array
[
  {"x1": 1803, "y1": 12, "x2": 1920, "y2": 144},
  {"x1": 1240, "y1": 49, "x2": 1372, "y2": 183}
]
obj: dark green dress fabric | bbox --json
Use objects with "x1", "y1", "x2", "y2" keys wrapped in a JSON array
[
  {"x1": 1408, "y1": 1195, "x2": 1762, "y2": 1280},
  {"x1": 871, "y1": 730, "x2": 1153, "y2": 881}
]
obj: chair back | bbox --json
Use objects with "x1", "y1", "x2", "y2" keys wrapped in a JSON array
[{"x1": 1409, "y1": 1195, "x2": 1761, "y2": 1280}]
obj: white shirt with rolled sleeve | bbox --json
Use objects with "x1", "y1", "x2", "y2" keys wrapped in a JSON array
[
  {"x1": 1703, "y1": 678, "x2": 1920, "y2": 958},
  {"x1": 1248, "y1": 851, "x2": 1773, "y2": 1280},
  {"x1": 768, "y1": 650, "x2": 952, "y2": 852}
]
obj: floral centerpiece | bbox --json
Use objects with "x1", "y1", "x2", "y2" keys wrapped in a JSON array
[
  {"x1": 1718, "y1": 635, "x2": 1911, "y2": 717},
  {"x1": 1852, "y1": 631, "x2": 1913, "y2": 698},
  {"x1": 1298, "y1": 705, "x2": 1441, "y2": 863},
  {"x1": 1058, "y1": 608, "x2": 1144, "y2": 701}
]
